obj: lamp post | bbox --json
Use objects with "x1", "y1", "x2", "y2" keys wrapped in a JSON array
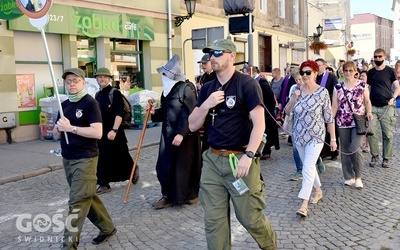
[
  {"x1": 305, "y1": 24, "x2": 323, "y2": 58},
  {"x1": 175, "y1": 0, "x2": 196, "y2": 27},
  {"x1": 307, "y1": 24, "x2": 323, "y2": 42}
]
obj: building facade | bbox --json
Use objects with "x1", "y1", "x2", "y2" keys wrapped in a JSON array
[
  {"x1": 0, "y1": 0, "x2": 180, "y2": 143},
  {"x1": 0, "y1": 0, "x2": 331, "y2": 143},
  {"x1": 351, "y1": 13, "x2": 394, "y2": 63},
  {"x1": 391, "y1": 0, "x2": 400, "y2": 63}
]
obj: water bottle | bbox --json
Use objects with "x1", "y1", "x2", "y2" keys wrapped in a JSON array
[
  {"x1": 256, "y1": 133, "x2": 267, "y2": 157},
  {"x1": 50, "y1": 148, "x2": 62, "y2": 156}
]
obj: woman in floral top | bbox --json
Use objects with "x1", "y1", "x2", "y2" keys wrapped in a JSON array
[
  {"x1": 285, "y1": 60, "x2": 337, "y2": 217},
  {"x1": 332, "y1": 61, "x2": 373, "y2": 189}
]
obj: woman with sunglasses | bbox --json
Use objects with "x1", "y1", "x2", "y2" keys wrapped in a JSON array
[
  {"x1": 332, "y1": 61, "x2": 373, "y2": 189},
  {"x1": 285, "y1": 60, "x2": 336, "y2": 217}
]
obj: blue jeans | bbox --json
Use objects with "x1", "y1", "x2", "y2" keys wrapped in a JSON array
[{"x1": 293, "y1": 144, "x2": 302, "y2": 172}]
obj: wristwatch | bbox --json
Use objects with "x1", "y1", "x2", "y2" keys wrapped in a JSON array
[
  {"x1": 112, "y1": 129, "x2": 118, "y2": 133},
  {"x1": 71, "y1": 126, "x2": 77, "y2": 134},
  {"x1": 244, "y1": 151, "x2": 255, "y2": 158}
]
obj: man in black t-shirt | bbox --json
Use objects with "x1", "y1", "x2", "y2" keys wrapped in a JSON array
[
  {"x1": 189, "y1": 39, "x2": 276, "y2": 249},
  {"x1": 54, "y1": 68, "x2": 116, "y2": 249},
  {"x1": 367, "y1": 48, "x2": 400, "y2": 168}
]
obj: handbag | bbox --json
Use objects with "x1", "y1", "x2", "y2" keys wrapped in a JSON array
[
  {"x1": 282, "y1": 112, "x2": 294, "y2": 133},
  {"x1": 340, "y1": 84, "x2": 373, "y2": 136}
]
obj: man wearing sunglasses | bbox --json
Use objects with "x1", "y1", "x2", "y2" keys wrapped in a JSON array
[
  {"x1": 189, "y1": 39, "x2": 276, "y2": 249},
  {"x1": 367, "y1": 48, "x2": 400, "y2": 168}
]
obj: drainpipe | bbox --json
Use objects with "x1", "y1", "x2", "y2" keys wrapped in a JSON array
[
  {"x1": 167, "y1": 0, "x2": 172, "y2": 59},
  {"x1": 305, "y1": 0, "x2": 309, "y2": 59}
]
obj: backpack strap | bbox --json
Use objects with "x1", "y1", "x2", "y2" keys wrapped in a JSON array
[
  {"x1": 108, "y1": 87, "x2": 116, "y2": 104},
  {"x1": 95, "y1": 87, "x2": 115, "y2": 104}
]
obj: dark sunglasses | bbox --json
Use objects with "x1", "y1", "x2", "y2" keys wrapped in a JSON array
[
  {"x1": 299, "y1": 70, "x2": 312, "y2": 76},
  {"x1": 208, "y1": 50, "x2": 231, "y2": 58},
  {"x1": 373, "y1": 55, "x2": 383, "y2": 59}
]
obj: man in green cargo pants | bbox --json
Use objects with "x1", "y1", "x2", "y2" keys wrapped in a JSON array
[
  {"x1": 54, "y1": 68, "x2": 116, "y2": 249},
  {"x1": 189, "y1": 39, "x2": 277, "y2": 249}
]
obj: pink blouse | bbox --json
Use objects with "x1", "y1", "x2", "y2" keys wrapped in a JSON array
[{"x1": 335, "y1": 80, "x2": 367, "y2": 128}]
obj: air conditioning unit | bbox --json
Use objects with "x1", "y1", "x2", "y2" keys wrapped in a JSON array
[{"x1": 0, "y1": 113, "x2": 16, "y2": 129}]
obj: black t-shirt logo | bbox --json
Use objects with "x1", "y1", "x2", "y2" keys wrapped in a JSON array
[
  {"x1": 75, "y1": 109, "x2": 83, "y2": 119},
  {"x1": 226, "y1": 96, "x2": 236, "y2": 109}
]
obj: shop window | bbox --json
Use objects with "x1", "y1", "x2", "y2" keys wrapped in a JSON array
[
  {"x1": 77, "y1": 36, "x2": 96, "y2": 78},
  {"x1": 110, "y1": 39, "x2": 142, "y2": 90}
]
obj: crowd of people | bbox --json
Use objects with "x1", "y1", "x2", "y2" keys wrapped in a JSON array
[{"x1": 52, "y1": 43, "x2": 399, "y2": 249}]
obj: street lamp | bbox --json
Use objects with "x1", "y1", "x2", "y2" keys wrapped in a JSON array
[
  {"x1": 307, "y1": 24, "x2": 323, "y2": 42},
  {"x1": 175, "y1": 0, "x2": 196, "y2": 27}
]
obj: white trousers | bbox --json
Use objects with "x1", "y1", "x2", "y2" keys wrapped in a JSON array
[{"x1": 296, "y1": 143, "x2": 324, "y2": 200}]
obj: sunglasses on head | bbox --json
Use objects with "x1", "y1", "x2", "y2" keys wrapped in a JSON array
[
  {"x1": 299, "y1": 70, "x2": 312, "y2": 76},
  {"x1": 208, "y1": 50, "x2": 231, "y2": 58}
]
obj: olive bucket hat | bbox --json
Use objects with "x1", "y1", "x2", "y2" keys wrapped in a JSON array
[
  {"x1": 94, "y1": 67, "x2": 113, "y2": 78},
  {"x1": 62, "y1": 68, "x2": 85, "y2": 80}
]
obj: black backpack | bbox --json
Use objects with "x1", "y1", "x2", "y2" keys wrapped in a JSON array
[
  {"x1": 178, "y1": 80, "x2": 198, "y2": 105},
  {"x1": 97, "y1": 88, "x2": 133, "y2": 127}
]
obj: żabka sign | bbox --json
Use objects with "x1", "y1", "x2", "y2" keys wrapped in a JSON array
[{"x1": 0, "y1": 0, "x2": 22, "y2": 20}]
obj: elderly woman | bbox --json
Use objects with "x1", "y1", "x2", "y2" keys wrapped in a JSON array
[
  {"x1": 285, "y1": 60, "x2": 337, "y2": 217},
  {"x1": 332, "y1": 61, "x2": 373, "y2": 189}
]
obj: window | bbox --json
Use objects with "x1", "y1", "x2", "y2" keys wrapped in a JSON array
[
  {"x1": 260, "y1": 0, "x2": 267, "y2": 12},
  {"x1": 278, "y1": 0, "x2": 285, "y2": 18},
  {"x1": 293, "y1": 0, "x2": 299, "y2": 25},
  {"x1": 110, "y1": 39, "x2": 143, "y2": 88},
  {"x1": 77, "y1": 36, "x2": 96, "y2": 78}
]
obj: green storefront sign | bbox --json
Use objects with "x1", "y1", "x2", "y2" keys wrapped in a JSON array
[
  {"x1": 0, "y1": 0, "x2": 23, "y2": 20},
  {"x1": 8, "y1": 4, "x2": 154, "y2": 40}
]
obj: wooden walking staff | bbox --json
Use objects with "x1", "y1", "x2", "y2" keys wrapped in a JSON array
[
  {"x1": 16, "y1": 0, "x2": 69, "y2": 144},
  {"x1": 124, "y1": 101, "x2": 153, "y2": 203}
]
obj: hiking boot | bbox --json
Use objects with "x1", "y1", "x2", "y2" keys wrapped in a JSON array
[
  {"x1": 152, "y1": 197, "x2": 172, "y2": 209},
  {"x1": 369, "y1": 156, "x2": 378, "y2": 167},
  {"x1": 290, "y1": 171, "x2": 303, "y2": 181},
  {"x1": 382, "y1": 159, "x2": 390, "y2": 168},
  {"x1": 92, "y1": 228, "x2": 117, "y2": 245}
]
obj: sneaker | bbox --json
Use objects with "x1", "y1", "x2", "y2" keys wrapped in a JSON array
[
  {"x1": 96, "y1": 185, "x2": 111, "y2": 195},
  {"x1": 355, "y1": 179, "x2": 363, "y2": 189},
  {"x1": 290, "y1": 171, "x2": 303, "y2": 181},
  {"x1": 369, "y1": 156, "x2": 378, "y2": 167},
  {"x1": 317, "y1": 160, "x2": 325, "y2": 174},
  {"x1": 344, "y1": 179, "x2": 355, "y2": 186},
  {"x1": 382, "y1": 159, "x2": 390, "y2": 168}
]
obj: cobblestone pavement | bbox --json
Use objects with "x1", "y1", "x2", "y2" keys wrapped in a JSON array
[{"x1": 1, "y1": 126, "x2": 400, "y2": 249}]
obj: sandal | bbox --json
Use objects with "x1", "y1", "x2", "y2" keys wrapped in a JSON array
[
  {"x1": 296, "y1": 205, "x2": 308, "y2": 217},
  {"x1": 310, "y1": 191, "x2": 323, "y2": 204}
]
